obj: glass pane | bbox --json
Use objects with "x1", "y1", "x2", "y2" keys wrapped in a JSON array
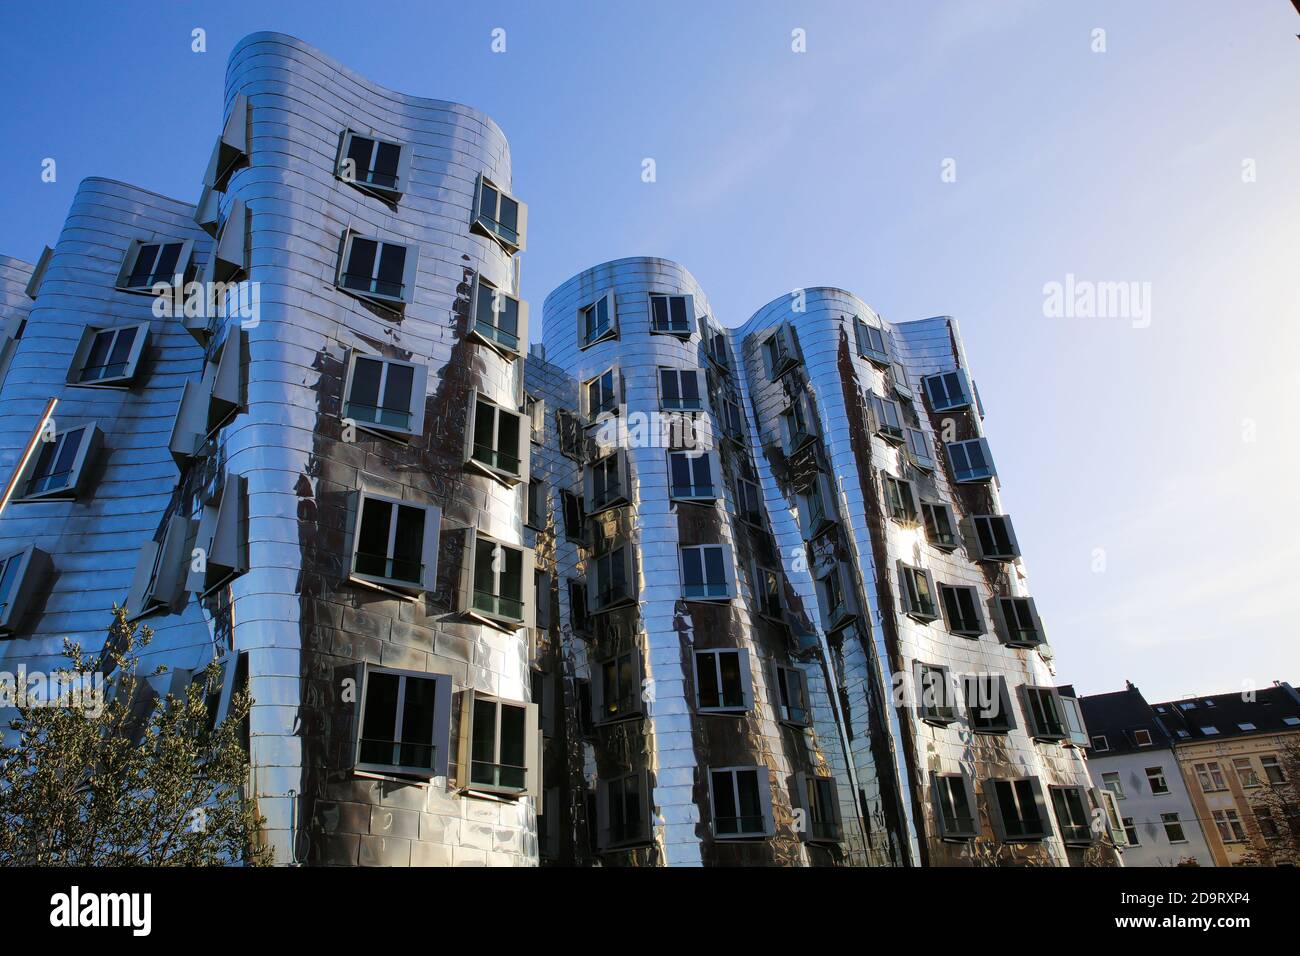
[
  {"x1": 697, "y1": 652, "x2": 720, "y2": 708},
  {"x1": 372, "y1": 141, "x2": 401, "y2": 187},
  {"x1": 154, "y1": 243, "x2": 182, "y2": 280},
  {"x1": 128, "y1": 244, "x2": 159, "y2": 285},
  {"x1": 106, "y1": 327, "x2": 136, "y2": 375},
  {"x1": 346, "y1": 135, "x2": 374, "y2": 179},
  {"x1": 719, "y1": 651, "x2": 742, "y2": 707},
  {"x1": 498, "y1": 703, "x2": 527, "y2": 789},
  {"x1": 380, "y1": 363, "x2": 414, "y2": 427},
  {"x1": 359, "y1": 672, "x2": 400, "y2": 766},
  {"x1": 470, "y1": 698, "x2": 497, "y2": 786},
  {"x1": 399, "y1": 677, "x2": 437, "y2": 769},
  {"x1": 735, "y1": 769, "x2": 761, "y2": 831},
  {"x1": 344, "y1": 238, "x2": 377, "y2": 289},
  {"x1": 390, "y1": 505, "x2": 425, "y2": 583},
  {"x1": 651, "y1": 296, "x2": 669, "y2": 329},
  {"x1": 82, "y1": 330, "x2": 114, "y2": 380},
  {"x1": 682, "y1": 549, "x2": 703, "y2": 587},
  {"x1": 355, "y1": 498, "x2": 393, "y2": 578},
  {"x1": 479, "y1": 183, "x2": 499, "y2": 221},
  {"x1": 712, "y1": 771, "x2": 738, "y2": 833},
  {"x1": 703, "y1": 547, "x2": 725, "y2": 588},
  {"x1": 669, "y1": 296, "x2": 688, "y2": 329},
  {"x1": 347, "y1": 358, "x2": 383, "y2": 422},
  {"x1": 375, "y1": 244, "x2": 406, "y2": 297}
]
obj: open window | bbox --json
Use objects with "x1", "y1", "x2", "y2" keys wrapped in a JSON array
[
  {"x1": 705, "y1": 324, "x2": 730, "y2": 370},
  {"x1": 1059, "y1": 692, "x2": 1090, "y2": 748},
  {"x1": 457, "y1": 691, "x2": 539, "y2": 799},
  {"x1": 582, "y1": 367, "x2": 620, "y2": 423},
  {"x1": 797, "y1": 471, "x2": 838, "y2": 540},
  {"x1": 752, "y1": 564, "x2": 785, "y2": 621},
  {"x1": 966, "y1": 514, "x2": 1021, "y2": 561},
  {"x1": 649, "y1": 292, "x2": 694, "y2": 336},
  {"x1": 1049, "y1": 786, "x2": 1094, "y2": 846},
  {"x1": 815, "y1": 562, "x2": 859, "y2": 631},
  {"x1": 719, "y1": 395, "x2": 745, "y2": 443},
  {"x1": 986, "y1": 776, "x2": 1052, "y2": 843},
  {"x1": 792, "y1": 772, "x2": 843, "y2": 843},
  {"x1": 354, "y1": 666, "x2": 452, "y2": 779},
  {"x1": 203, "y1": 92, "x2": 249, "y2": 192},
  {"x1": 667, "y1": 449, "x2": 718, "y2": 502},
  {"x1": 779, "y1": 391, "x2": 819, "y2": 455},
  {"x1": 578, "y1": 291, "x2": 618, "y2": 349},
  {"x1": 588, "y1": 544, "x2": 635, "y2": 613},
  {"x1": 853, "y1": 316, "x2": 890, "y2": 366},
  {"x1": 736, "y1": 476, "x2": 764, "y2": 527},
  {"x1": 597, "y1": 770, "x2": 652, "y2": 850},
  {"x1": 348, "y1": 492, "x2": 441, "y2": 596},
  {"x1": 932, "y1": 772, "x2": 979, "y2": 841},
  {"x1": 709, "y1": 766, "x2": 774, "y2": 839},
  {"x1": 891, "y1": 362, "x2": 913, "y2": 400},
  {"x1": 343, "y1": 351, "x2": 427, "y2": 440},
  {"x1": 905, "y1": 427, "x2": 934, "y2": 470},
  {"x1": 993, "y1": 596, "x2": 1046, "y2": 648},
  {"x1": 922, "y1": 369, "x2": 972, "y2": 412},
  {"x1": 897, "y1": 562, "x2": 939, "y2": 622},
  {"x1": 762, "y1": 321, "x2": 801, "y2": 380},
  {"x1": 962, "y1": 674, "x2": 1016, "y2": 734},
  {"x1": 472, "y1": 173, "x2": 527, "y2": 253},
  {"x1": 124, "y1": 514, "x2": 193, "y2": 620},
  {"x1": 0, "y1": 545, "x2": 52, "y2": 636},
  {"x1": 1021, "y1": 685, "x2": 1069, "y2": 742},
  {"x1": 882, "y1": 473, "x2": 918, "y2": 525},
  {"x1": 465, "y1": 390, "x2": 529, "y2": 486},
  {"x1": 457, "y1": 528, "x2": 533, "y2": 630},
  {"x1": 771, "y1": 661, "x2": 809, "y2": 726},
  {"x1": 12, "y1": 423, "x2": 101, "y2": 502},
  {"x1": 336, "y1": 128, "x2": 411, "y2": 200},
  {"x1": 868, "y1": 392, "x2": 905, "y2": 444},
  {"x1": 921, "y1": 501, "x2": 959, "y2": 551},
  {"x1": 938, "y1": 583, "x2": 985, "y2": 637},
  {"x1": 680, "y1": 544, "x2": 735, "y2": 601},
  {"x1": 116, "y1": 239, "x2": 195, "y2": 293},
  {"x1": 67, "y1": 322, "x2": 149, "y2": 388},
  {"x1": 335, "y1": 229, "x2": 418, "y2": 307},
  {"x1": 659, "y1": 367, "x2": 704, "y2": 411},
  {"x1": 584, "y1": 449, "x2": 629, "y2": 514},
  {"x1": 469, "y1": 273, "x2": 528, "y2": 359},
  {"x1": 694, "y1": 648, "x2": 753, "y2": 713},
  {"x1": 186, "y1": 473, "x2": 247, "y2": 596},
  {"x1": 592, "y1": 647, "x2": 644, "y2": 724},
  {"x1": 946, "y1": 438, "x2": 996, "y2": 483},
  {"x1": 914, "y1": 661, "x2": 957, "y2": 725}
]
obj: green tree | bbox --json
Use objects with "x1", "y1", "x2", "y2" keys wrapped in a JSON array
[{"x1": 0, "y1": 606, "x2": 271, "y2": 865}]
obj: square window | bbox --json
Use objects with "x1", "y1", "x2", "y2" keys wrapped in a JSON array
[
  {"x1": 1122, "y1": 816, "x2": 1140, "y2": 846},
  {"x1": 336, "y1": 231, "x2": 418, "y2": 306},
  {"x1": 355, "y1": 667, "x2": 452, "y2": 779},
  {"x1": 794, "y1": 772, "x2": 843, "y2": 843},
  {"x1": 772, "y1": 662, "x2": 809, "y2": 726},
  {"x1": 659, "y1": 367, "x2": 703, "y2": 411},
  {"x1": 869, "y1": 393, "x2": 905, "y2": 443},
  {"x1": 694, "y1": 648, "x2": 752, "y2": 712},
  {"x1": 914, "y1": 662, "x2": 957, "y2": 725},
  {"x1": 0, "y1": 545, "x2": 52, "y2": 636},
  {"x1": 1132, "y1": 728, "x2": 1153, "y2": 746},
  {"x1": 882, "y1": 474, "x2": 918, "y2": 524},
  {"x1": 350, "y1": 492, "x2": 441, "y2": 594},
  {"x1": 946, "y1": 438, "x2": 996, "y2": 483},
  {"x1": 578, "y1": 292, "x2": 617, "y2": 348},
  {"x1": 891, "y1": 362, "x2": 913, "y2": 401},
  {"x1": 705, "y1": 326, "x2": 730, "y2": 369},
  {"x1": 470, "y1": 274, "x2": 528, "y2": 359},
  {"x1": 462, "y1": 692, "x2": 538, "y2": 797},
  {"x1": 458, "y1": 530, "x2": 532, "y2": 629},
  {"x1": 598, "y1": 771, "x2": 652, "y2": 849},
  {"x1": 1194, "y1": 761, "x2": 1228, "y2": 793},
  {"x1": 1232, "y1": 757, "x2": 1261, "y2": 789},
  {"x1": 336, "y1": 129, "x2": 410, "y2": 198},
  {"x1": 968, "y1": 514, "x2": 1020, "y2": 560},
  {"x1": 557, "y1": 409, "x2": 583, "y2": 460},
  {"x1": 938, "y1": 583, "x2": 984, "y2": 637},
  {"x1": 853, "y1": 317, "x2": 889, "y2": 366},
  {"x1": 343, "y1": 352, "x2": 426, "y2": 439},
  {"x1": 1144, "y1": 766, "x2": 1170, "y2": 795},
  {"x1": 921, "y1": 501, "x2": 959, "y2": 551},
  {"x1": 472, "y1": 173, "x2": 527, "y2": 253},
  {"x1": 67, "y1": 323, "x2": 149, "y2": 388},
  {"x1": 962, "y1": 674, "x2": 1014, "y2": 734},
  {"x1": 1050, "y1": 785, "x2": 1093, "y2": 845},
  {"x1": 1091, "y1": 735, "x2": 1110, "y2": 752},
  {"x1": 922, "y1": 369, "x2": 972, "y2": 411},
  {"x1": 593, "y1": 649, "x2": 644, "y2": 724},
  {"x1": 994, "y1": 596, "x2": 1045, "y2": 647},
  {"x1": 649, "y1": 293, "x2": 694, "y2": 336},
  {"x1": 932, "y1": 772, "x2": 979, "y2": 841},
  {"x1": 987, "y1": 777, "x2": 1051, "y2": 842},
  {"x1": 14, "y1": 423, "x2": 100, "y2": 502},
  {"x1": 465, "y1": 391, "x2": 528, "y2": 485},
  {"x1": 719, "y1": 395, "x2": 745, "y2": 442},
  {"x1": 585, "y1": 450, "x2": 628, "y2": 513},
  {"x1": 1101, "y1": 771, "x2": 1124, "y2": 799},
  {"x1": 680, "y1": 544, "x2": 734, "y2": 601},
  {"x1": 897, "y1": 562, "x2": 939, "y2": 622},
  {"x1": 709, "y1": 766, "x2": 773, "y2": 839},
  {"x1": 905, "y1": 427, "x2": 934, "y2": 470}
]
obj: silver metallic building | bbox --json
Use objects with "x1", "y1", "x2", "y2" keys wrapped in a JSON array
[{"x1": 0, "y1": 33, "x2": 1114, "y2": 866}]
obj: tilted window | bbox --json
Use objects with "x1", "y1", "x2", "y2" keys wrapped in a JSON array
[
  {"x1": 905, "y1": 427, "x2": 934, "y2": 470},
  {"x1": 922, "y1": 369, "x2": 972, "y2": 411},
  {"x1": 585, "y1": 450, "x2": 629, "y2": 513},
  {"x1": 349, "y1": 492, "x2": 441, "y2": 594},
  {"x1": 0, "y1": 545, "x2": 52, "y2": 636},
  {"x1": 762, "y1": 321, "x2": 800, "y2": 380},
  {"x1": 816, "y1": 562, "x2": 859, "y2": 631},
  {"x1": 709, "y1": 766, "x2": 774, "y2": 839},
  {"x1": 1022, "y1": 685, "x2": 1069, "y2": 742},
  {"x1": 578, "y1": 291, "x2": 617, "y2": 348},
  {"x1": 336, "y1": 129, "x2": 411, "y2": 199},
  {"x1": 355, "y1": 667, "x2": 452, "y2": 779},
  {"x1": 915, "y1": 662, "x2": 957, "y2": 725},
  {"x1": 680, "y1": 544, "x2": 734, "y2": 601},
  {"x1": 593, "y1": 648, "x2": 644, "y2": 724},
  {"x1": 202, "y1": 198, "x2": 248, "y2": 286},
  {"x1": 465, "y1": 391, "x2": 528, "y2": 485},
  {"x1": 116, "y1": 239, "x2": 194, "y2": 293},
  {"x1": 853, "y1": 317, "x2": 890, "y2": 366},
  {"x1": 598, "y1": 771, "x2": 652, "y2": 850},
  {"x1": 583, "y1": 367, "x2": 620, "y2": 421},
  {"x1": 772, "y1": 662, "x2": 809, "y2": 726},
  {"x1": 459, "y1": 691, "x2": 539, "y2": 798},
  {"x1": 1050, "y1": 786, "x2": 1094, "y2": 846},
  {"x1": 472, "y1": 173, "x2": 527, "y2": 253},
  {"x1": 125, "y1": 514, "x2": 193, "y2": 621},
  {"x1": 986, "y1": 776, "x2": 1052, "y2": 842},
  {"x1": 557, "y1": 409, "x2": 583, "y2": 460},
  {"x1": 694, "y1": 648, "x2": 753, "y2": 713},
  {"x1": 753, "y1": 564, "x2": 784, "y2": 620},
  {"x1": 705, "y1": 327, "x2": 730, "y2": 369},
  {"x1": 938, "y1": 583, "x2": 984, "y2": 637},
  {"x1": 458, "y1": 529, "x2": 533, "y2": 630},
  {"x1": 921, "y1": 501, "x2": 959, "y2": 551},
  {"x1": 736, "y1": 477, "x2": 764, "y2": 526},
  {"x1": 779, "y1": 392, "x2": 819, "y2": 454},
  {"x1": 13, "y1": 423, "x2": 101, "y2": 502},
  {"x1": 793, "y1": 773, "x2": 843, "y2": 843},
  {"x1": 946, "y1": 438, "x2": 996, "y2": 483},
  {"x1": 589, "y1": 545, "x2": 635, "y2": 613},
  {"x1": 526, "y1": 479, "x2": 545, "y2": 531},
  {"x1": 933, "y1": 772, "x2": 979, "y2": 841},
  {"x1": 882, "y1": 474, "x2": 918, "y2": 524},
  {"x1": 168, "y1": 327, "x2": 244, "y2": 466},
  {"x1": 869, "y1": 393, "x2": 905, "y2": 444},
  {"x1": 963, "y1": 674, "x2": 1015, "y2": 734},
  {"x1": 994, "y1": 596, "x2": 1046, "y2": 647},
  {"x1": 897, "y1": 562, "x2": 939, "y2": 622},
  {"x1": 186, "y1": 473, "x2": 247, "y2": 596},
  {"x1": 202, "y1": 92, "x2": 250, "y2": 192},
  {"x1": 797, "y1": 472, "x2": 838, "y2": 540},
  {"x1": 667, "y1": 449, "x2": 718, "y2": 501},
  {"x1": 659, "y1": 367, "x2": 703, "y2": 411},
  {"x1": 968, "y1": 514, "x2": 1020, "y2": 560},
  {"x1": 560, "y1": 490, "x2": 584, "y2": 540},
  {"x1": 469, "y1": 273, "x2": 528, "y2": 359},
  {"x1": 67, "y1": 323, "x2": 149, "y2": 388},
  {"x1": 336, "y1": 230, "x2": 418, "y2": 306},
  {"x1": 343, "y1": 352, "x2": 427, "y2": 439},
  {"x1": 891, "y1": 362, "x2": 913, "y2": 400},
  {"x1": 525, "y1": 395, "x2": 545, "y2": 443},
  {"x1": 649, "y1": 293, "x2": 693, "y2": 336},
  {"x1": 1059, "y1": 694, "x2": 1090, "y2": 748}
]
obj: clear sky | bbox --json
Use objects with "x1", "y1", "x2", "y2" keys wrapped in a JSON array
[{"x1": 1, "y1": 1, "x2": 1296, "y2": 702}]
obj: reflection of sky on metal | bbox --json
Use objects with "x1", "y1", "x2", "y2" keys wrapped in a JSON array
[{"x1": 0, "y1": 1, "x2": 1294, "y2": 700}]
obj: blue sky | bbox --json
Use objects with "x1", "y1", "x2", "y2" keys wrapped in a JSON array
[{"x1": 1, "y1": 1, "x2": 1296, "y2": 701}]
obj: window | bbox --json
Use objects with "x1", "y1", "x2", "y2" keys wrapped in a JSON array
[
  {"x1": 1194, "y1": 761, "x2": 1228, "y2": 793},
  {"x1": 897, "y1": 562, "x2": 939, "y2": 622},
  {"x1": 67, "y1": 323, "x2": 149, "y2": 388},
  {"x1": 459, "y1": 530, "x2": 532, "y2": 629},
  {"x1": 202, "y1": 198, "x2": 248, "y2": 285},
  {"x1": 1091, "y1": 735, "x2": 1110, "y2": 752},
  {"x1": 336, "y1": 129, "x2": 410, "y2": 198},
  {"x1": 598, "y1": 771, "x2": 651, "y2": 849},
  {"x1": 853, "y1": 317, "x2": 889, "y2": 365},
  {"x1": 914, "y1": 662, "x2": 956, "y2": 725},
  {"x1": 568, "y1": 579, "x2": 590, "y2": 633},
  {"x1": 705, "y1": 327, "x2": 730, "y2": 369},
  {"x1": 583, "y1": 368, "x2": 619, "y2": 421},
  {"x1": 1123, "y1": 817, "x2": 1140, "y2": 846},
  {"x1": 762, "y1": 322, "x2": 800, "y2": 380},
  {"x1": 891, "y1": 362, "x2": 913, "y2": 400},
  {"x1": 882, "y1": 474, "x2": 918, "y2": 524},
  {"x1": 525, "y1": 395, "x2": 544, "y2": 443},
  {"x1": 1237, "y1": 722, "x2": 1257, "y2": 732},
  {"x1": 968, "y1": 515, "x2": 1020, "y2": 560},
  {"x1": 589, "y1": 546, "x2": 635, "y2": 613},
  {"x1": 578, "y1": 291, "x2": 617, "y2": 348},
  {"x1": 533, "y1": 571, "x2": 551, "y2": 632},
  {"x1": 168, "y1": 327, "x2": 244, "y2": 463},
  {"x1": 1132, "y1": 728, "x2": 1153, "y2": 747},
  {"x1": 125, "y1": 515, "x2": 192, "y2": 620},
  {"x1": 203, "y1": 93, "x2": 249, "y2": 192},
  {"x1": 1022, "y1": 685, "x2": 1068, "y2": 742},
  {"x1": 472, "y1": 173, "x2": 527, "y2": 253},
  {"x1": 0, "y1": 545, "x2": 51, "y2": 636},
  {"x1": 649, "y1": 293, "x2": 693, "y2": 336},
  {"x1": 694, "y1": 648, "x2": 753, "y2": 713},
  {"x1": 1256, "y1": 808, "x2": 1280, "y2": 840},
  {"x1": 797, "y1": 472, "x2": 837, "y2": 540},
  {"x1": 560, "y1": 490, "x2": 584, "y2": 541},
  {"x1": 1145, "y1": 766, "x2": 1170, "y2": 795},
  {"x1": 469, "y1": 274, "x2": 528, "y2": 359},
  {"x1": 336, "y1": 231, "x2": 417, "y2": 306},
  {"x1": 557, "y1": 409, "x2": 583, "y2": 460},
  {"x1": 355, "y1": 667, "x2": 451, "y2": 778},
  {"x1": 465, "y1": 391, "x2": 528, "y2": 485},
  {"x1": 585, "y1": 450, "x2": 629, "y2": 513},
  {"x1": 946, "y1": 438, "x2": 996, "y2": 483},
  {"x1": 938, "y1": 583, "x2": 984, "y2": 637},
  {"x1": 816, "y1": 563, "x2": 858, "y2": 631},
  {"x1": 1213, "y1": 809, "x2": 1247, "y2": 844},
  {"x1": 462, "y1": 692, "x2": 538, "y2": 797},
  {"x1": 593, "y1": 649, "x2": 643, "y2": 724},
  {"x1": 994, "y1": 596, "x2": 1046, "y2": 647},
  {"x1": 349, "y1": 492, "x2": 440, "y2": 594},
  {"x1": 752, "y1": 564, "x2": 784, "y2": 620},
  {"x1": 779, "y1": 392, "x2": 819, "y2": 454},
  {"x1": 1101, "y1": 771, "x2": 1124, "y2": 799},
  {"x1": 659, "y1": 367, "x2": 703, "y2": 411},
  {"x1": 526, "y1": 479, "x2": 545, "y2": 530},
  {"x1": 343, "y1": 352, "x2": 426, "y2": 439},
  {"x1": 905, "y1": 427, "x2": 934, "y2": 470},
  {"x1": 987, "y1": 777, "x2": 1051, "y2": 842},
  {"x1": 772, "y1": 663, "x2": 809, "y2": 726},
  {"x1": 963, "y1": 674, "x2": 1015, "y2": 734},
  {"x1": 736, "y1": 477, "x2": 764, "y2": 526},
  {"x1": 1050, "y1": 786, "x2": 1093, "y2": 845},
  {"x1": 921, "y1": 501, "x2": 959, "y2": 551},
  {"x1": 185, "y1": 473, "x2": 247, "y2": 596},
  {"x1": 1284, "y1": 717, "x2": 1300, "y2": 727},
  {"x1": 719, "y1": 395, "x2": 745, "y2": 441},
  {"x1": 1200, "y1": 725, "x2": 1220, "y2": 735},
  {"x1": 680, "y1": 544, "x2": 734, "y2": 601},
  {"x1": 868, "y1": 393, "x2": 905, "y2": 443},
  {"x1": 1232, "y1": 757, "x2": 1261, "y2": 789},
  {"x1": 1261, "y1": 755, "x2": 1286, "y2": 785},
  {"x1": 1060, "y1": 694, "x2": 1090, "y2": 748},
  {"x1": 116, "y1": 239, "x2": 194, "y2": 292},
  {"x1": 932, "y1": 772, "x2": 979, "y2": 840},
  {"x1": 709, "y1": 766, "x2": 773, "y2": 839},
  {"x1": 1161, "y1": 812, "x2": 1187, "y2": 843},
  {"x1": 793, "y1": 773, "x2": 843, "y2": 843},
  {"x1": 14, "y1": 423, "x2": 100, "y2": 501},
  {"x1": 922, "y1": 369, "x2": 972, "y2": 411}
]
